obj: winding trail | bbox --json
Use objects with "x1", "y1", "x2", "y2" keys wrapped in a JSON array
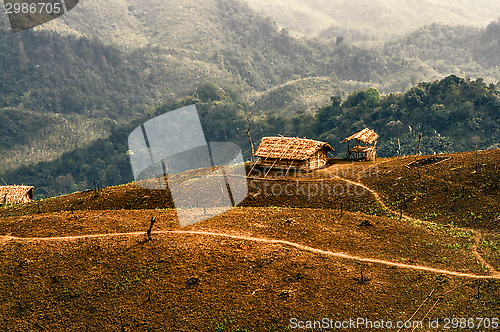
[
  {"x1": 1, "y1": 165, "x2": 497, "y2": 280},
  {"x1": 0, "y1": 230, "x2": 499, "y2": 280},
  {"x1": 319, "y1": 167, "x2": 499, "y2": 276}
]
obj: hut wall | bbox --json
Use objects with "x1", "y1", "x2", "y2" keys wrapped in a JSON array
[
  {"x1": 0, "y1": 186, "x2": 34, "y2": 205},
  {"x1": 307, "y1": 149, "x2": 328, "y2": 170},
  {"x1": 259, "y1": 159, "x2": 307, "y2": 169},
  {"x1": 366, "y1": 149, "x2": 376, "y2": 161}
]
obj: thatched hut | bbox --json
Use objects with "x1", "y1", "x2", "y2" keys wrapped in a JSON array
[
  {"x1": 0, "y1": 186, "x2": 34, "y2": 206},
  {"x1": 254, "y1": 136, "x2": 334, "y2": 175},
  {"x1": 342, "y1": 128, "x2": 379, "y2": 161}
]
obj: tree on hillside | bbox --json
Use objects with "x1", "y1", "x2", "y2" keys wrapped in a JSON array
[
  {"x1": 330, "y1": 96, "x2": 342, "y2": 108},
  {"x1": 365, "y1": 87, "x2": 380, "y2": 108}
]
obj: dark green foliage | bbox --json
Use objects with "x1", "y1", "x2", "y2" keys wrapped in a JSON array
[
  {"x1": 315, "y1": 75, "x2": 500, "y2": 156},
  {"x1": 0, "y1": 30, "x2": 148, "y2": 120},
  {"x1": 365, "y1": 87, "x2": 380, "y2": 108},
  {"x1": 0, "y1": 0, "x2": 413, "y2": 166}
]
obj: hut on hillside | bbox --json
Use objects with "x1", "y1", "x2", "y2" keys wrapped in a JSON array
[
  {"x1": 0, "y1": 186, "x2": 34, "y2": 206},
  {"x1": 342, "y1": 128, "x2": 379, "y2": 161},
  {"x1": 253, "y1": 136, "x2": 334, "y2": 175}
]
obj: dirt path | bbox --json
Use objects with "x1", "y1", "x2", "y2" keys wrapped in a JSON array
[
  {"x1": 0, "y1": 230, "x2": 499, "y2": 280},
  {"x1": 319, "y1": 167, "x2": 499, "y2": 276},
  {"x1": 471, "y1": 231, "x2": 497, "y2": 273},
  {"x1": 0, "y1": 165, "x2": 496, "y2": 280}
]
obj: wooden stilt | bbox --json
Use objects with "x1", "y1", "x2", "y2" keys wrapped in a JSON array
[
  {"x1": 264, "y1": 158, "x2": 280, "y2": 177},
  {"x1": 285, "y1": 161, "x2": 294, "y2": 176},
  {"x1": 247, "y1": 157, "x2": 260, "y2": 176}
]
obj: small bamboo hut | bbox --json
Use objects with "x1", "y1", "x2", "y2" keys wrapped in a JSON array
[
  {"x1": 342, "y1": 128, "x2": 379, "y2": 161},
  {"x1": 0, "y1": 186, "x2": 34, "y2": 206},
  {"x1": 253, "y1": 136, "x2": 334, "y2": 175}
]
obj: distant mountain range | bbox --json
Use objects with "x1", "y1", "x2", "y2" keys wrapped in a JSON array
[
  {"x1": 2, "y1": 0, "x2": 500, "y2": 179},
  {"x1": 245, "y1": 0, "x2": 500, "y2": 41}
]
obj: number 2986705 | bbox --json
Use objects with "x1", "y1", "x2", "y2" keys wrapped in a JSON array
[{"x1": 5, "y1": 1, "x2": 63, "y2": 15}]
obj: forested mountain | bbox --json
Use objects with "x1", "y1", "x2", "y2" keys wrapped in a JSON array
[
  {"x1": 0, "y1": 31, "x2": 147, "y2": 120},
  {"x1": 383, "y1": 20, "x2": 500, "y2": 84},
  {"x1": 0, "y1": 29, "x2": 155, "y2": 172},
  {"x1": 2, "y1": 76, "x2": 500, "y2": 199},
  {"x1": 0, "y1": 0, "x2": 412, "y2": 172},
  {"x1": 2, "y1": 0, "x2": 500, "y2": 192}
]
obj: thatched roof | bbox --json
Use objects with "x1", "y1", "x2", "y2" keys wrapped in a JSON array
[
  {"x1": 0, "y1": 185, "x2": 34, "y2": 205},
  {"x1": 342, "y1": 128, "x2": 379, "y2": 144},
  {"x1": 255, "y1": 136, "x2": 333, "y2": 161}
]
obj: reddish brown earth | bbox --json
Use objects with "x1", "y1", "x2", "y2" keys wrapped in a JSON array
[{"x1": 0, "y1": 150, "x2": 499, "y2": 331}]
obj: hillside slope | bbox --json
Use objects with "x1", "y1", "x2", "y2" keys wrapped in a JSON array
[
  {"x1": 1, "y1": 151, "x2": 499, "y2": 330},
  {"x1": 0, "y1": 0, "x2": 414, "y2": 173}
]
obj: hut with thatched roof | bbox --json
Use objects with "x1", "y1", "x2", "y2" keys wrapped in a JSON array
[
  {"x1": 253, "y1": 136, "x2": 334, "y2": 175},
  {"x1": 342, "y1": 128, "x2": 379, "y2": 161},
  {"x1": 0, "y1": 186, "x2": 34, "y2": 206}
]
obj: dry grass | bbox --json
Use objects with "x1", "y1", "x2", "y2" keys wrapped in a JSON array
[{"x1": 1, "y1": 150, "x2": 499, "y2": 330}]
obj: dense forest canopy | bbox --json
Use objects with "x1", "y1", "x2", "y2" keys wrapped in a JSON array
[{"x1": 0, "y1": 0, "x2": 415, "y2": 171}]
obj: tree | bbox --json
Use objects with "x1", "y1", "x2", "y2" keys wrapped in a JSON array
[
  {"x1": 365, "y1": 87, "x2": 380, "y2": 108},
  {"x1": 330, "y1": 96, "x2": 342, "y2": 108}
]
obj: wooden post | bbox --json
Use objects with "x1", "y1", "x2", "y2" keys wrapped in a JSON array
[
  {"x1": 147, "y1": 216, "x2": 157, "y2": 241},
  {"x1": 397, "y1": 139, "x2": 401, "y2": 157},
  {"x1": 264, "y1": 158, "x2": 280, "y2": 177},
  {"x1": 93, "y1": 180, "x2": 99, "y2": 198},
  {"x1": 246, "y1": 119, "x2": 255, "y2": 163},
  {"x1": 247, "y1": 157, "x2": 260, "y2": 176},
  {"x1": 415, "y1": 134, "x2": 421, "y2": 179},
  {"x1": 475, "y1": 145, "x2": 478, "y2": 173},
  {"x1": 285, "y1": 161, "x2": 294, "y2": 177},
  {"x1": 417, "y1": 134, "x2": 422, "y2": 156}
]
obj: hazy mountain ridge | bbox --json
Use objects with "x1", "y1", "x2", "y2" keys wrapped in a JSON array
[
  {"x1": 383, "y1": 20, "x2": 500, "y2": 84},
  {"x1": 245, "y1": 0, "x2": 500, "y2": 42}
]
